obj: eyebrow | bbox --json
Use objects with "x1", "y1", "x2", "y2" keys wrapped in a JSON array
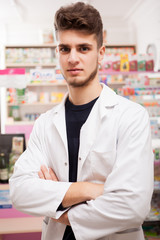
[
  {"x1": 58, "y1": 44, "x2": 69, "y2": 48},
  {"x1": 58, "y1": 43, "x2": 93, "y2": 48}
]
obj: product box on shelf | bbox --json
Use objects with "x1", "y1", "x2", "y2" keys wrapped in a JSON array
[
  {"x1": 51, "y1": 92, "x2": 65, "y2": 103},
  {"x1": 129, "y1": 54, "x2": 138, "y2": 71},
  {"x1": 102, "y1": 54, "x2": 113, "y2": 72},
  {"x1": 154, "y1": 148, "x2": 160, "y2": 182},
  {"x1": 112, "y1": 54, "x2": 120, "y2": 71},
  {"x1": 29, "y1": 68, "x2": 58, "y2": 84},
  {"x1": 0, "y1": 185, "x2": 12, "y2": 209},
  {"x1": 5, "y1": 47, "x2": 56, "y2": 65},
  {"x1": 0, "y1": 189, "x2": 12, "y2": 209},
  {"x1": 120, "y1": 54, "x2": 129, "y2": 72},
  {"x1": 100, "y1": 53, "x2": 154, "y2": 74},
  {"x1": 150, "y1": 119, "x2": 160, "y2": 139},
  {"x1": 8, "y1": 136, "x2": 24, "y2": 178}
]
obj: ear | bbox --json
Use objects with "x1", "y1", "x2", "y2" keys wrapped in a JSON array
[
  {"x1": 55, "y1": 47, "x2": 59, "y2": 58},
  {"x1": 98, "y1": 45, "x2": 105, "y2": 65}
]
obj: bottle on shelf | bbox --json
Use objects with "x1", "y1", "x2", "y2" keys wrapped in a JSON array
[
  {"x1": 9, "y1": 136, "x2": 24, "y2": 178},
  {"x1": 0, "y1": 152, "x2": 9, "y2": 184}
]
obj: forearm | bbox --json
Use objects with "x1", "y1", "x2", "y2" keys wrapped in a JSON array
[
  {"x1": 62, "y1": 182, "x2": 104, "y2": 208},
  {"x1": 38, "y1": 165, "x2": 104, "y2": 209},
  {"x1": 55, "y1": 182, "x2": 104, "y2": 226}
]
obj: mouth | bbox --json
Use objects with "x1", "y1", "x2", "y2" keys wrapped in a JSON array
[
  {"x1": 67, "y1": 68, "x2": 83, "y2": 72},
  {"x1": 67, "y1": 68, "x2": 83, "y2": 76}
]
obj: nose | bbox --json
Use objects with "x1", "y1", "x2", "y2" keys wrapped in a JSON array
[{"x1": 68, "y1": 49, "x2": 79, "y2": 65}]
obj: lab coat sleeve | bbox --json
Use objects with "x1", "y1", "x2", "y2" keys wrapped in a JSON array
[
  {"x1": 68, "y1": 106, "x2": 154, "y2": 240},
  {"x1": 9, "y1": 114, "x2": 71, "y2": 219}
]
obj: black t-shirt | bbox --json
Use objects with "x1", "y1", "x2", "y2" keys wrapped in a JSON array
[{"x1": 62, "y1": 97, "x2": 98, "y2": 240}]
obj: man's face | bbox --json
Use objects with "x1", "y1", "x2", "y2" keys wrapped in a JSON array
[{"x1": 57, "y1": 30, "x2": 104, "y2": 88}]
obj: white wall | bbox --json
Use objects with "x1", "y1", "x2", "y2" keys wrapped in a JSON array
[
  {"x1": 103, "y1": 18, "x2": 136, "y2": 45},
  {"x1": 1, "y1": 20, "x2": 135, "y2": 46},
  {"x1": 0, "y1": 23, "x2": 53, "y2": 46},
  {"x1": 130, "y1": 0, "x2": 160, "y2": 70}
]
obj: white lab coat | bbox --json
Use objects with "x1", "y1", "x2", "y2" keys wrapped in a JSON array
[{"x1": 9, "y1": 84, "x2": 154, "y2": 240}]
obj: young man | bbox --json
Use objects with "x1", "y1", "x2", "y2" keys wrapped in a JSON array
[{"x1": 10, "y1": 2, "x2": 153, "y2": 240}]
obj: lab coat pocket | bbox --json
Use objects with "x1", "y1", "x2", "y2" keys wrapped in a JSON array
[
  {"x1": 41, "y1": 217, "x2": 49, "y2": 240},
  {"x1": 89, "y1": 150, "x2": 116, "y2": 181},
  {"x1": 110, "y1": 227, "x2": 145, "y2": 240}
]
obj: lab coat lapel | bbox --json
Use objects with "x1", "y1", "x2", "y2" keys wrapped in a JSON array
[
  {"x1": 52, "y1": 94, "x2": 68, "y2": 156},
  {"x1": 77, "y1": 84, "x2": 118, "y2": 178},
  {"x1": 78, "y1": 100, "x2": 101, "y2": 164}
]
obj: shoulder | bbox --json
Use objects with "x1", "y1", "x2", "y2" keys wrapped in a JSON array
[
  {"x1": 116, "y1": 94, "x2": 147, "y2": 117},
  {"x1": 115, "y1": 95, "x2": 150, "y2": 137},
  {"x1": 102, "y1": 84, "x2": 147, "y2": 116}
]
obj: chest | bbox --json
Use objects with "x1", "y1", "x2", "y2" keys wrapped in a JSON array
[
  {"x1": 77, "y1": 121, "x2": 118, "y2": 183},
  {"x1": 44, "y1": 113, "x2": 119, "y2": 183}
]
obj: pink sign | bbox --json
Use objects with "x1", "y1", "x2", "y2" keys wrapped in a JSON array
[
  {"x1": 0, "y1": 68, "x2": 25, "y2": 75},
  {"x1": 0, "y1": 68, "x2": 27, "y2": 88}
]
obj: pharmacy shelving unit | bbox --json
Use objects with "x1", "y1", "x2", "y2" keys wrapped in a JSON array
[
  {"x1": 5, "y1": 44, "x2": 58, "y2": 68},
  {"x1": 101, "y1": 70, "x2": 160, "y2": 239},
  {"x1": 3, "y1": 44, "x2": 68, "y2": 141}
]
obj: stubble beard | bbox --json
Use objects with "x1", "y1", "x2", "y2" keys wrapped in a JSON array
[{"x1": 62, "y1": 61, "x2": 99, "y2": 88}]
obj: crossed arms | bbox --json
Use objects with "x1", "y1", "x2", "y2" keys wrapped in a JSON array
[{"x1": 38, "y1": 165, "x2": 104, "y2": 225}]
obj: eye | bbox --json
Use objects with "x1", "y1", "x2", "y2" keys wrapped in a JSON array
[
  {"x1": 59, "y1": 47, "x2": 70, "y2": 53},
  {"x1": 79, "y1": 46, "x2": 90, "y2": 52}
]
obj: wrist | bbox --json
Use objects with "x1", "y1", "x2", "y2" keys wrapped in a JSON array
[
  {"x1": 82, "y1": 182, "x2": 95, "y2": 201},
  {"x1": 84, "y1": 182, "x2": 104, "y2": 200}
]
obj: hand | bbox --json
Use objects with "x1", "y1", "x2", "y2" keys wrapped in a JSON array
[
  {"x1": 38, "y1": 166, "x2": 70, "y2": 225},
  {"x1": 38, "y1": 165, "x2": 58, "y2": 181},
  {"x1": 38, "y1": 165, "x2": 103, "y2": 225}
]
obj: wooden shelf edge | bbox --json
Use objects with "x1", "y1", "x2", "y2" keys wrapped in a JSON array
[{"x1": 0, "y1": 217, "x2": 43, "y2": 234}]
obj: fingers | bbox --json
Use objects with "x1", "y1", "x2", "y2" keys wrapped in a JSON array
[
  {"x1": 40, "y1": 165, "x2": 52, "y2": 180},
  {"x1": 38, "y1": 165, "x2": 59, "y2": 181},
  {"x1": 49, "y1": 168, "x2": 58, "y2": 181},
  {"x1": 38, "y1": 170, "x2": 45, "y2": 179}
]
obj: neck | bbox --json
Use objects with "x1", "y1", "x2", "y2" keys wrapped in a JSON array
[{"x1": 68, "y1": 80, "x2": 102, "y2": 105}]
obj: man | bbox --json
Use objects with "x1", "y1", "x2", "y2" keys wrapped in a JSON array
[{"x1": 10, "y1": 2, "x2": 153, "y2": 240}]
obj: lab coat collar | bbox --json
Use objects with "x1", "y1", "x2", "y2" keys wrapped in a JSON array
[
  {"x1": 100, "y1": 83, "x2": 118, "y2": 106},
  {"x1": 98, "y1": 83, "x2": 118, "y2": 118}
]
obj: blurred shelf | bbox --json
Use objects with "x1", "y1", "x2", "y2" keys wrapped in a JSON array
[
  {"x1": 6, "y1": 63, "x2": 57, "y2": 68},
  {"x1": 0, "y1": 183, "x2": 9, "y2": 190},
  {"x1": 7, "y1": 102, "x2": 59, "y2": 106},
  {"x1": 5, "y1": 44, "x2": 57, "y2": 48},
  {"x1": 6, "y1": 121, "x2": 34, "y2": 125},
  {"x1": 27, "y1": 82, "x2": 66, "y2": 87},
  {"x1": 0, "y1": 217, "x2": 43, "y2": 235},
  {"x1": 107, "y1": 81, "x2": 125, "y2": 86},
  {"x1": 99, "y1": 71, "x2": 156, "y2": 75}
]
